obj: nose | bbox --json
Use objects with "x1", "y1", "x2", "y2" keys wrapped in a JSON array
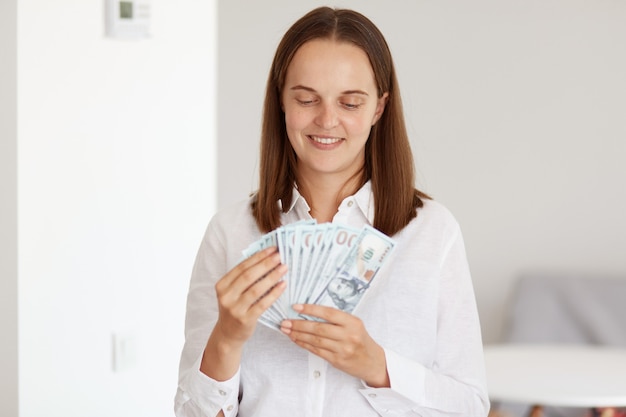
[{"x1": 314, "y1": 102, "x2": 338, "y2": 130}]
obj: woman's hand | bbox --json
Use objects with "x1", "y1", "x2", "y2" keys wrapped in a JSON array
[
  {"x1": 201, "y1": 247, "x2": 287, "y2": 380},
  {"x1": 213, "y1": 246, "x2": 287, "y2": 344},
  {"x1": 280, "y1": 304, "x2": 390, "y2": 388}
]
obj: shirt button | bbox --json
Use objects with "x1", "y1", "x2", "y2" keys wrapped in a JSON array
[
  {"x1": 368, "y1": 393, "x2": 377, "y2": 398},
  {"x1": 219, "y1": 389, "x2": 227, "y2": 396},
  {"x1": 226, "y1": 405, "x2": 234, "y2": 411},
  {"x1": 347, "y1": 200, "x2": 354, "y2": 207},
  {"x1": 313, "y1": 370, "x2": 321, "y2": 378}
]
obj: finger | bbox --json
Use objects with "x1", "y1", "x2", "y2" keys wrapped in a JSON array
[
  {"x1": 221, "y1": 249, "x2": 283, "y2": 297},
  {"x1": 249, "y1": 279, "x2": 288, "y2": 317},
  {"x1": 281, "y1": 318, "x2": 343, "y2": 343},
  {"x1": 292, "y1": 338, "x2": 335, "y2": 359},
  {"x1": 286, "y1": 326, "x2": 342, "y2": 358},
  {"x1": 239, "y1": 263, "x2": 288, "y2": 308},
  {"x1": 220, "y1": 246, "x2": 279, "y2": 288},
  {"x1": 291, "y1": 303, "x2": 351, "y2": 325}
]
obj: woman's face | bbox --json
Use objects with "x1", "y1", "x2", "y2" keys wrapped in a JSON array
[{"x1": 282, "y1": 39, "x2": 387, "y2": 181}]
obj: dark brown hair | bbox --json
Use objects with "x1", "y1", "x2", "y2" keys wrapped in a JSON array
[{"x1": 252, "y1": 7, "x2": 429, "y2": 236}]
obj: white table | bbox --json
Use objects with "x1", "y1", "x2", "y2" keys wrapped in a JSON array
[{"x1": 484, "y1": 344, "x2": 626, "y2": 416}]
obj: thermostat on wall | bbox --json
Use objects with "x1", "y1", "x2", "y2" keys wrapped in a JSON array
[{"x1": 106, "y1": 0, "x2": 151, "y2": 39}]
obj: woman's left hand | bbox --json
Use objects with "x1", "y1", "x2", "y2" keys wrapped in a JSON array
[{"x1": 280, "y1": 304, "x2": 390, "y2": 388}]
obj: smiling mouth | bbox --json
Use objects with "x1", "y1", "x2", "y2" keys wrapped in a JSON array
[{"x1": 309, "y1": 135, "x2": 343, "y2": 144}]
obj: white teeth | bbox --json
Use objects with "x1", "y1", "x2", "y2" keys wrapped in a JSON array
[{"x1": 310, "y1": 136, "x2": 342, "y2": 144}]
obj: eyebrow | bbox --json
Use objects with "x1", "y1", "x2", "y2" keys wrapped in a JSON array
[{"x1": 290, "y1": 85, "x2": 369, "y2": 96}]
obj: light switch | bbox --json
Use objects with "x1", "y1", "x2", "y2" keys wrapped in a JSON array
[{"x1": 112, "y1": 332, "x2": 137, "y2": 372}]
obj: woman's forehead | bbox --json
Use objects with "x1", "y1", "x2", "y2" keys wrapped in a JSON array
[{"x1": 284, "y1": 39, "x2": 376, "y2": 92}]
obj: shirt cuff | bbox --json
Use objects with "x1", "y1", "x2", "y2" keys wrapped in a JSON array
[
  {"x1": 386, "y1": 347, "x2": 426, "y2": 403},
  {"x1": 183, "y1": 355, "x2": 240, "y2": 417},
  {"x1": 359, "y1": 347, "x2": 426, "y2": 415}
]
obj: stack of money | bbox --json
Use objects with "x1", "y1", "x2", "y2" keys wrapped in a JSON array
[{"x1": 242, "y1": 221, "x2": 396, "y2": 330}]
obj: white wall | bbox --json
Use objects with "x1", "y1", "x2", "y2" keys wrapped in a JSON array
[
  {"x1": 217, "y1": 0, "x2": 626, "y2": 343},
  {"x1": 12, "y1": 1, "x2": 216, "y2": 416},
  {"x1": 0, "y1": 0, "x2": 18, "y2": 415}
]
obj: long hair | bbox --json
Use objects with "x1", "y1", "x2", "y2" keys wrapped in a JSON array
[{"x1": 252, "y1": 7, "x2": 429, "y2": 236}]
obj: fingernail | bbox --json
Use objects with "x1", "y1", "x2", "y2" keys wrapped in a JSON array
[
  {"x1": 292, "y1": 304, "x2": 303, "y2": 312},
  {"x1": 280, "y1": 320, "x2": 292, "y2": 334}
]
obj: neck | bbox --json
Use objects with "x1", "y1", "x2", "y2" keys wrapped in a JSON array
[{"x1": 296, "y1": 171, "x2": 363, "y2": 223}]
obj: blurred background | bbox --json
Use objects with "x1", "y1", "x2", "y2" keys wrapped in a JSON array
[{"x1": 1, "y1": 0, "x2": 625, "y2": 416}]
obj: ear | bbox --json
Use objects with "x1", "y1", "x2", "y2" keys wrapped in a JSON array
[{"x1": 372, "y1": 92, "x2": 389, "y2": 126}]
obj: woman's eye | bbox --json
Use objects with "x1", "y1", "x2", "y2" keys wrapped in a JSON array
[
  {"x1": 342, "y1": 102, "x2": 362, "y2": 110},
  {"x1": 296, "y1": 98, "x2": 316, "y2": 105}
]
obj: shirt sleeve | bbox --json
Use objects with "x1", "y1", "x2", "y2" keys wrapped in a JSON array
[
  {"x1": 174, "y1": 220, "x2": 241, "y2": 417},
  {"x1": 359, "y1": 224, "x2": 490, "y2": 417}
]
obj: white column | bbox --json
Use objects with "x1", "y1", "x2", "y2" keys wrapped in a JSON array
[{"x1": 0, "y1": 0, "x2": 19, "y2": 416}]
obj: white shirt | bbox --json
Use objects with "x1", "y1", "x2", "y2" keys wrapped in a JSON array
[{"x1": 175, "y1": 182, "x2": 490, "y2": 417}]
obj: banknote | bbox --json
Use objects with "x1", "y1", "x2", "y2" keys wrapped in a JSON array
[
  {"x1": 242, "y1": 221, "x2": 395, "y2": 330},
  {"x1": 310, "y1": 226, "x2": 395, "y2": 314}
]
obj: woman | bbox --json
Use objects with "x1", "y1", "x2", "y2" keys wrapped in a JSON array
[{"x1": 175, "y1": 7, "x2": 489, "y2": 417}]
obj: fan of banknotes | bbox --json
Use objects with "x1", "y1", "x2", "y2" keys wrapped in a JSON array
[{"x1": 242, "y1": 220, "x2": 396, "y2": 330}]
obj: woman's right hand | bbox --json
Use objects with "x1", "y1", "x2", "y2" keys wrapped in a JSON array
[
  {"x1": 201, "y1": 246, "x2": 287, "y2": 380},
  {"x1": 214, "y1": 246, "x2": 287, "y2": 344}
]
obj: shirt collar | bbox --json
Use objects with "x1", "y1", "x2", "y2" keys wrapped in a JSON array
[
  {"x1": 353, "y1": 181, "x2": 374, "y2": 224},
  {"x1": 287, "y1": 186, "x2": 310, "y2": 215},
  {"x1": 283, "y1": 181, "x2": 374, "y2": 224}
]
